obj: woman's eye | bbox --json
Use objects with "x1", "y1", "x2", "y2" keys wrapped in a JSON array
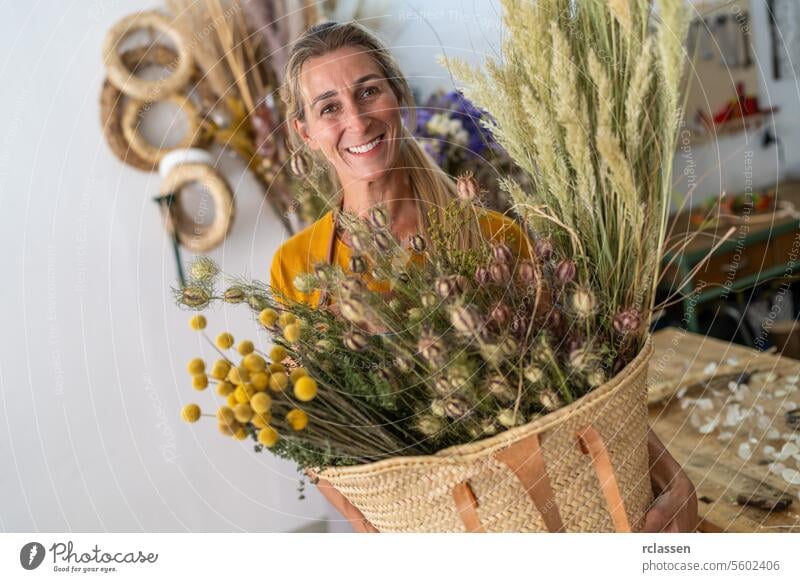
[
  {"x1": 361, "y1": 86, "x2": 379, "y2": 99},
  {"x1": 321, "y1": 104, "x2": 337, "y2": 116}
]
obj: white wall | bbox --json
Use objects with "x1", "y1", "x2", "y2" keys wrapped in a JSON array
[{"x1": 0, "y1": 0, "x2": 503, "y2": 532}]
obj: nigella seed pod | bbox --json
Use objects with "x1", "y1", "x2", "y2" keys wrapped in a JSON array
[
  {"x1": 535, "y1": 238, "x2": 554, "y2": 261},
  {"x1": 456, "y1": 171, "x2": 480, "y2": 201},
  {"x1": 189, "y1": 257, "x2": 220, "y2": 282},
  {"x1": 517, "y1": 261, "x2": 536, "y2": 284},
  {"x1": 488, "y1": 376, "x2": 515, "y2": 403},
  {"x1": 313, "y1": 265, "x2": 329, "y2": 283},
  {"x1": 586, "y1": 368, "x2": 606, "y2": 388},
  {"x1": 430, "y1": 399, "x2": 446, "y2": 417},
  {"x1": 418, "y1": 333, "x2": 445, "y2": 366},
  {"x1": 481, "y1": 418, "x2": 499, "y2": 435},
  {"x1": 490, "y1": 302, "x2": 512, "y2": 326},
  {"x1": 453, "y1": 275, "x2": 469, "y2": 293},
  {"x1": 569, "y1": 348, "x2": 599, "y2": 372},
  {"x1": 409, "y1": 234, "x2": 426, "y2": 253},
  {"x1": 613, "y1": 308, "x2": 642, "y2": 334},
  {"x1": 407, "y1": 307, "x2": 424, "y2": 322},
  {"x1": 538, "y1": 388, "x2": 562, "y2": 411},
  {"x1": 474, "y1": 266, "x2": 491, "y2": 286},
  {"x1": 339, "y1": 277, "x2": 365, "y2": 296},
  {"x1": 349, "y1": 255, "x2": 367, "y2": 274},
  {"x1": 343, "y1": 330, "x2": 368, "y2": 351},
  {"x1": 435, "y1": 276, "x2": 456, "y2": 298},
  {"x1": 497, "y1": 409, "x2": 519, "y2": 428},
  {"x1": 369, "y1": 205, "x2": 388, "y2": 229},
  {"x1": 395, "y1": 356, "x2": 412, "y2": 373},
  {"x1": 373, "y1": 230, "x2": 393, "y2": 252},
  {"x1": 524, "y1": 364, "x2": 544, "y2": 384},
  {"x1": 339, "y1": 298, "x2": 367, "y2": 324},
  {"x1": 181, "y1": 286, "x2": 210, "y2": 307},
  {"x1": 444, "y1": 397, "x2": 471, "y2": 419},
  {"x1": 489, "y1": 261, "x2": 511, "y2": 284},
  {"x1": 421, "y1": 292, "x2": 438, "y2": 308},
  {"x1": 492, "y1": 243, "x2": 514, "y2": 264},
  {"x1": 449, "y1": 305, "x2": 483, "y2": 336},
  {"x1": 555, "y1": 259, "x2": 576, "y2": 284},
  {"x1": 500, "y1": 337, "x2": 519, "y2": 357},
  {"x1": 395, "y1": 272, "x2": 410, "y2": 285},
  {"x1": 433, "y1": 376, "x2": 451, "y2": 396},
  {"x1": 349, "y1": 232, "x2": 370, "y2": 253},
  {"x1": 290, "y1": 151, "x2": 309, "y2": 177},
  {"x1": 571, "y1": 288, "x2": 597, "y2": 318},
  {"x1": 223, "y1": 286, "x2": 245, "y2": 303},
  {"x1": 416, "y1": 415, "x2": 443, "y2": 436}
]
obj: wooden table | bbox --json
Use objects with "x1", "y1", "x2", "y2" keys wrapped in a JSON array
[{"x1": 649, "y1": 327, "x2": 800, "y2": 532}]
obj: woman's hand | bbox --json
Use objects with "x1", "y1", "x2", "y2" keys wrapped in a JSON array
[
  {"x1": 643, "y1": 428, "x2": 698, "y2": 532},
  {"x1": 307, "y1": 470, "x2": 379, "y2": 532}
]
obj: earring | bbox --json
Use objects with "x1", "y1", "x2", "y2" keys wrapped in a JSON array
[{"x1": 290, "y1": 149, "x2": 311, "y2": 177}]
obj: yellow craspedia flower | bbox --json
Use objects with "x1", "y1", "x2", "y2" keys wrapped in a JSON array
[
  {"x1": 278, "y1": 312, "x2": 296, "y2": 329},
  {"x1": 210, "y1": 359, "x2": 231, "y2": 380},
  {"x1": 234, "y1": 403, "x2": 253, "y2": 424},
  {"x1": 243, "y1": 353, "x2": 266, "y2": 373},
  {"x1": 218, "y1": 421, "x2": 238, "y2": 437},
  {"x1": 269, "y1": 372, "x2": 288, "y2": 392},
  {"x1": 192, "y1": 374, "x2": 209, "y2": 390},
  {"x1": 181, "y1": 403, "x2": 201, "y2": 423},
  {"x1": 283, "y1": 323, "x2": 301, "y2": 343},
  {"x1": 257, "y1": 426, "x2": 279, "y2": 447},
  {"x1": 226, "y1": 393, "x2": 238, "y2": 408},
  {"x1": 189, "y1": 314, "x2": 207, "y2": 331},
  {"x1": 289, "y1": 367, "x2": 308, "y2": 384},
  {"x1": 187, "y1": 358, "x2": 205, "y2": 375},
  {"x1": 269, "y1": 362, "x2": 286, "y2": 374},
  {"x1": 215, "y1": 381, "x2": 235, "y2": 397},
  {"x1": 217, "y1": 406, "x2": 235, "y2": 427},
  {"x1": 233, "y1": 427, "x2": 248, "y2": 440},
  {"x1": 250, "y1": 392, "x2": 272, "y2": 414},
  {"x1": 227, "y1": 366, "x2": 250, "y2": 385},
  {"x1": 250, "y1": 371, "x2": 269, "y2": 391},
  {"x1": 259, "y1": 308, "x2": 278, "y2": 328},
  {"x1": 237, "y1": 340, "x2": 255, "y2": 356},
  {"x1": 293, "y1": 376, "x2": 318, "y2": 402},
  {"x1": 234, "y1": 384, "x2": 257, "y2": 404},
  {"x1": 216, "y1": 332, "x2": 234, "y2": 350},
  {"x1": 251, "y1": 410, "x2": 272, "y2": 427},
  {"x1": 286, "y1": 409, "x2": 308, "y2": 431},
  {"x1": 269, "y1": 345, "x2": 287, "y2": 363}
]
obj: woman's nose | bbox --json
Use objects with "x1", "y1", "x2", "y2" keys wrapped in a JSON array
[{"x1": 343, "y1": 103, "x2": 370, "y2": 133}]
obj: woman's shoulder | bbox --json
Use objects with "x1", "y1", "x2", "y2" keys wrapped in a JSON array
[{"x1": 269, "y1": 211, "x2": 334, "y2": 304}]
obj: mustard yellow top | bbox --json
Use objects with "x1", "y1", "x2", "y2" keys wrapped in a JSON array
[{"x1": 270, "y1": 208, "x2": 533, "y2": 306}]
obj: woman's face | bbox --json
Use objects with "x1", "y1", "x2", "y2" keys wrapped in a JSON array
[{"x1": 294, "y1": 46, "x2": 403, "y2": 184}]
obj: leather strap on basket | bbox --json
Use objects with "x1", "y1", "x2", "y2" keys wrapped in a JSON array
[
  {"x1": 577, "y1": 425, "x2": 631, "y2": 532},
  {"x1": 495, "y1": 432, "x2": 564, "y2": 532},
  {"x1": 452, "y1": 481, "x2": 484, "y2": 532}
]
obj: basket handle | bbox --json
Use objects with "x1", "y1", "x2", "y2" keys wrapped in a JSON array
[{"x1": 577, "y1": 425, "x2": 631, "y2": 532}]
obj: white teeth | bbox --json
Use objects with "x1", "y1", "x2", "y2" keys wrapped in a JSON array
[{"x1": 347, "y1": 135, "x2": 382, "y2": 154}]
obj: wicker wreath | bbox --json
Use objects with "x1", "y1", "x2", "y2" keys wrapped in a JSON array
[
  {"x1": 159, "y1": 163, "x2": 235, "y2": 252},
  {"x1": 100, "y1": 46, "x2": 215, "y2": 171},
  {"x1": 121, "y1": 94, "x2": 204, "y2": 167},
  {"x1": 102, "y1": 11, "x2": 193, "y2": 101}
]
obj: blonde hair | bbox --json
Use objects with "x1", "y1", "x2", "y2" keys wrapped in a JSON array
[{"x1": 279, "y1": 21, "x2": 483, "y2": 253}]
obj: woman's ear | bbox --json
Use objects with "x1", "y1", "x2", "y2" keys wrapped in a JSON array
[{"x1": 293, "y1": 118, "x2": 320, "y2": 151}]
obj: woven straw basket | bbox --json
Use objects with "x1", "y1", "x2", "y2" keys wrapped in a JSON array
[{"x1": 317, "y1": 338, "x2": 655, "y2": 532}]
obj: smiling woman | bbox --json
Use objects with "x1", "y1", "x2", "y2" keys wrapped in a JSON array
[{"x1": 271, "y1": 21, "x2": 529, "y2": 306}]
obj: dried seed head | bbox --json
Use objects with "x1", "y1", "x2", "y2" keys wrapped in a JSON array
[
  {"x1": 488, "y1": 375, "x2": 515, "y2": 403},
  {"x1": 349, "y1": 231, "x2": 370, "y2": 253},
  {"x1": 407, "y1": 307, "x2": 425, "y2": 322},
  {"x1": 418, "y1": 332, "x2": 445, "y2": 366},
  {"x1": 409, "y1": 234, "x2": 426, "y2": 253},
  {"x1": 535, "y1": 238, "x2": 554, "y2": 261},
  {"x1": 500, "y1": 337, "x2": 519, "y2": 357},
  {"x1": 586, "y1": 368, "x2": 607, "y2": 388},
  {"x1": 474, "y1": 266, "x2": 491, "y2": 285},
  {"x1": 613, "y1": 308, "x2": 642, "y2": 334},
  {"x1": 490, "y1": 302, "x2": 512, "y2": 326},
  {"x1": 373, "y1": 230, "x2": 393, "y2": 252},
  {"x1": 517, "y1": 260, "x2": 536, "y2": 284},
  {"x1": 456, "y1": 171, "x2": 480, "y2": 201},
  {"x1": 497, "y1": 408, "x2": 519, "y2": 428},
  {"x1": 433, "y1": 375, "x2": 451, "y2": 396},
  {"x1": 449, "y1": 304, "x2": 483, "y2": 336},
  {"x1": 181, "y1": 286, "x2": 210, "y2": 308},
  {"x1": 444, "y1": 397, "x2": 471, "y2": 419},
  {"x1": 314, "y1": 339, "x2": 334, "y2": 352},
  {"x1": 524, "y1": 364, "x2": 544, "y2": 384},
  {"x1": 290, "y1": 151, "x2": 309, "y2": 177},
  {"x1": 480, "y1": 418, "x2": 499, "y2": 435},
  {"x1": 292, "y1": 273, "x2": 316, "y2": 294},
  {"x1": 571, "y1": 288, "x2": 597, "y2": 318},
  {"x1": 339, "y1": 298, "x2": 367, "y2": 325},
  {"x1": 421, "y1": 292, "x2": 438, "y2": 308},
  {"x1": 189, "y1": 257, "x2": 220, "y2": 282},
  {"x1": 538, "y1": 388, "x2": 562, "y2": 411},
  {"x1": 430, "y1": 399, "x2": 446, "y2": 417},
  {"x1": 555, "y1": 259, "x2": 576, "y2": 284},
  {"x1": 489, "y1": 261, "x2": 511, "y2": 284},
  {"x1": 338, "y1": 277, "x2": 366, "y2": 296},
  {"x1": 395, "y1": 356, "x2": 412, "y2": 372},
  {"x1": 533, "y1": 336, "x2": 554, "y2": 363},
  {"x1": 223, "y1": 286, "x2": 246, "y2": 304},
  {"x1": 492, "y1": 243, "x2": 514, "y2": 264},
  {"x1": 348, "y1": 255, "x2": 367, "y2": 274},
  {"x1": 416, "y1": 415, "x2": 443, "y2": 436},
  {"x1": 343, "y1": 330, "x2": 369, "y2": 351},
  {"x1": 369, "y1": 205, "x2": 388, "y2": 229},
  {"x1": 449, "y1": 365, "x2": 472, "y2": 389},
  {"x1": 569, "y1": 347, "x2": 600, "y2": 372}
]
